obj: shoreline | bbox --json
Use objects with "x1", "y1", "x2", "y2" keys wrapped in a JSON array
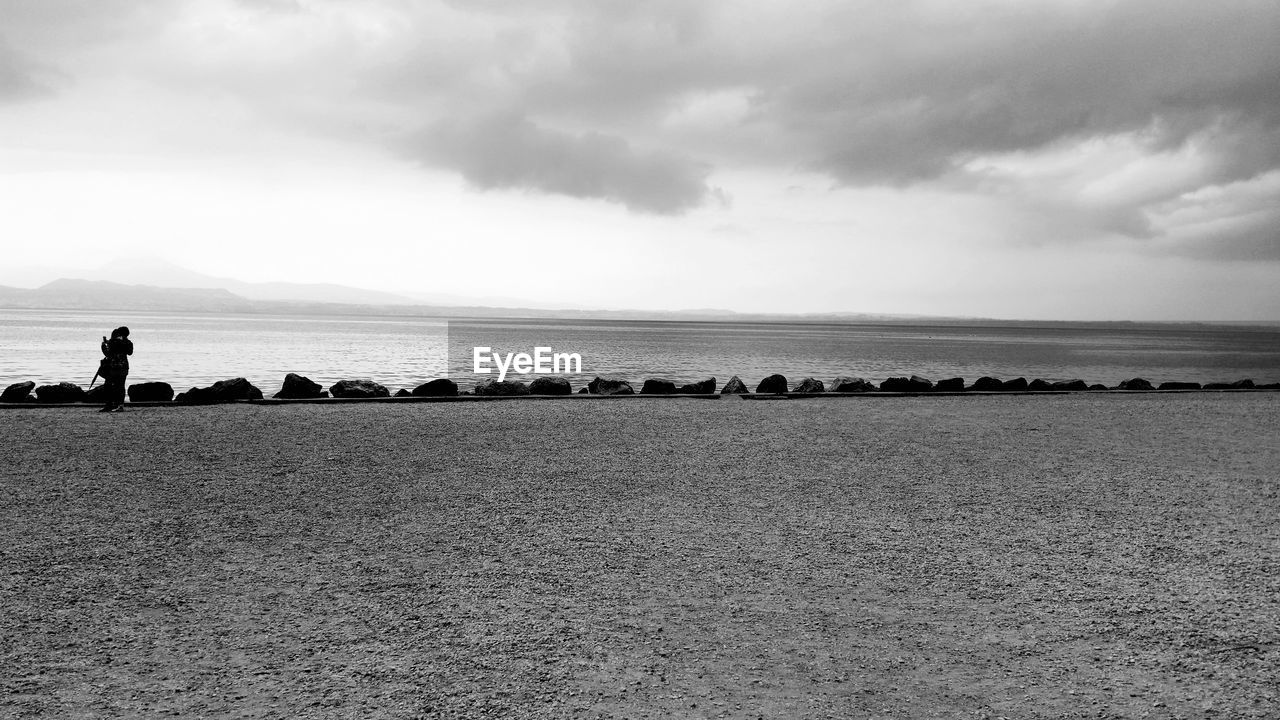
[{"x1": 1, "y1": 386, "x2": 1278, "y2": 409}]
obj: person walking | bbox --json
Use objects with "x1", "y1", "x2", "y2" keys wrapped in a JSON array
[{"x1": 100, "y1": 326, "x2": 133, "y2": 412}]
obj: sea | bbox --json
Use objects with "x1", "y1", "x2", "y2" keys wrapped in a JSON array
[{"x1": 2, "y1": 308, "x2": 1279, "y2": 394}]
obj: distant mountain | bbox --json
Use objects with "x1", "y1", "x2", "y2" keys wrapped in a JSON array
[
  {"x1": 88, "y1": 259, "x2": 421, "y2": 305},
  {"x1": 0, "y1": 278, "x2": 946, "y2": 323},
  {"x1": 0, "y1": 279, "x2": 255, "y2": 313},
  {"x1": 0, "y1": 259, "x2": 422, "y2": 305}
]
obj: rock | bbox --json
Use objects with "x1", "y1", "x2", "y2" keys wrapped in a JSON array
[
  {"x1": 1204, "y1": 379, "x2": 1254, "y2": 390},
  {"x1": 35, "y1": 382, "x2": 86, "y2": 403},
  {"x1": 1158, "y1": 381, "x2": 1201, "y2": 390},
  {"x1": 577, "y1": 387, "x2": 589, "y2": 394},
  {"x1": 970, "y1": 377, "x2": 1003, "y2": 391},
  {"x1": 177, "y1": 377, "x2": 264, "y2": 404},
  {"x1": 394, "y1": 388, "x2": 411, "y2": 397},
  {"x1": 1, "y1": 381, "x2": 35, "y2": 403},
  {"x1": 830, "y1": 376, "x2": 875, "y2": 392},
  {"x1": 529, "y1": 377, "x2": 572, "y2": 395},
  {"x1": 1002, "y1": 377, "x2": 1029, "y2": 391},
  {"x1": 677, "y1": 377, "x2": 717, "y2": 394},
  {"x1": 720, "y1": 376, "x2": 750, "y2": 394},
  {"x1": 1258, "y1": 382, "x2": 1280, "y2": 389},
  {"x1": 274, "y1": 373, "x2": 324, "y2": 399},
  {"x1": 127, "y1": 381, "x2": 174, "y2": 402},
  {"x1": 1051, "y1": 380, "x2": 1089, "y2": 391},
  {"x1": 1117, "y1": 378, "x2": 1154, "y2": 391},
  {"x1": 1088, "y1": 384, "x2": 1109, "y2": 391},
  {"x1": 474, "y1": 379, "x2": 531, "y2": 396},
  {"x1": 1028, "y1": 379, "x2": 1054, "y2": 391},
  {"x1": 329, "y1": 379, "x2": 390, "y2": 398},
  {"x1": 792, "y1": 377, "x2": 825, "y2": 393},
  {"x1": 270, "y1": 375, "x2": 312, "y2": 399},
  {"x1": 587, "y1": 377, "x2": 634, "y2": 395},
  {"x1": 640, "y1": 378, "x2": 678, "y2": 395},
  {"x1": 755, "y1": 374, "x2": 788, "y2": 394},
  {"x1": 935, "y1": 377, "x2": 965, "y2": 392},
  {"x1": 413, "y1": 378, "x2": 460, "y2": 397},
  {"x1": 880, "y1": 376, "x2": 932, "y2": 392}
]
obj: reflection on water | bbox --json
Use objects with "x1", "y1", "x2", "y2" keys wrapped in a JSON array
[{"x1": 2, "y1": 309, "x2": 1278, "y2": 393}]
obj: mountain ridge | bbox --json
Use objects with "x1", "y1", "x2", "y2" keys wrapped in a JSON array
[{"x1": 0, "y1": 278, "x2": 968, "y2": 323}]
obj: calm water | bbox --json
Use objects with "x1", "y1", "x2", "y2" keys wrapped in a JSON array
[{"x1": 2, "y1": 309, "x2": 1279, "y2": 393}]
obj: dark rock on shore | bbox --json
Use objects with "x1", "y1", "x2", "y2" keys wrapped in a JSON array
[
  {"x1": 35, "y1": 382, "x2": 86, "y2": 403},
  {"x1": 793, "y1": 377, "x2": 825, "y2": 393},
  {"x1": 1204, "y1": 379, "x2": 1254, "y2": 390},
  {"x1": 275, "y1": 373, "x2": 324, "y2": 399},
  {"x1": 394, "y1": 388, "x2": 411, "y2": 397},
  {"x1": 640, "y1": 378, "x2": 678, "y2": 395},
  {"x1": 1117, "y1": 378, "x2": 1154, "y2": 391},
  {"x1": 329, "y1": 379, "x2": 390, "y2": 398},
  {"x1": 1028, "y1": 379, "x2": 1053, "y2": 391},
  {"x1": 721, "y1": 376, "x2": 749, "y2": 394},
  {"x1": 475, "y1": 379, "x2": 531, "y2": 396},
  {"x1": 830, "y1": 376, "x2": 874, "y2": 393},
  {"x1": 1259, "y1": 382, "x2": 1280, "y2": 389},
  {"x1": 128, "y1": 381, "x2": 174, "y2": 402},
  {"x1": 588, "y1": 377, "x2": 634, "y2": 395},
  {"x1": 678, "y1": 377, "x2": 717, "y2": 394},
  {"x1": 176, "y1": 378, "x2": 264, "y2": 404},
  {"x1": 755, "y1": 374, "x2": 788, "y2": 394},
  {"x1": 1088, "y1": 384, "x2": 1109, "y2": 391},
  {"x1": 1051, "y1": 380, "x2": 1089, "y2": 391},
  {"x1": 1, "y1": 381, "x2": 35, "y2": 403},
  {"x1": 935, "y1": 377, "x2": 965, "y2": 392},
  {"x1": 1002, "y1": 377, "x2": 1029, "y2": 391},
  {"x1": 880, "y1": 376, "x2": 933, "y2": 392},
  {"x1": 413, "y1": 378, "x2": 460, "y2": 397},
  {"x1": 577, "y1": 387, "x2": 589, "y2": 394},
  {"x1": 1158, "y1": 381, "x2": 1201, "y2": 391},
  {"x1": 529, "y1": 377, "x2": 572, "y2": 395},
  {"x1": 970, "y1": 377, "x2": 1003, "y2": 391}
]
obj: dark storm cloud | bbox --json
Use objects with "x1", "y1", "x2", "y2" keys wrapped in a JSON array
[
  {"x1": 419, "y1": 112, "x2": 713, "y2": 214},
  {"x1": 760, "y1": 2, "x2": 1280, "y2": 190},
  {"x1": 366, "y1": 1, "x2": 1280, "y2": 236}
]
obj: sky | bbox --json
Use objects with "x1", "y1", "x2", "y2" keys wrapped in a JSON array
[{"x1": 2, "y1": 0, "x2": 1280, "y2": 320}]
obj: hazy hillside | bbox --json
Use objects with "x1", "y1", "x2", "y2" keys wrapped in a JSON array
[
  {"x1": 0, "y1": 278, "x2": 946, "y2": 322},
  {"x1": 0, "y1": 279, "x2": 256, "y2": 313}
]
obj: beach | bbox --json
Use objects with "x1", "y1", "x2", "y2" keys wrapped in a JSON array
[{"x1": 2, "y1": 394, "x2": 1277, "y2": 719}]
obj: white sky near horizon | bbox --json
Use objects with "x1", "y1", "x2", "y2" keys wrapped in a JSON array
[{"x1": 2, "y1": 0, "x2": 1279, "y2": 320}]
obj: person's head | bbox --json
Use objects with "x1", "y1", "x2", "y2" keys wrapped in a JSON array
[{"x1": 113, "y1": 326, "x2": 130, "y2": 339}]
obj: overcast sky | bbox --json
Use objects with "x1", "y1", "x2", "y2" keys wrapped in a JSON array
[{"x1": 2, "y1": 0, "x2": 1279, "y2": 320}]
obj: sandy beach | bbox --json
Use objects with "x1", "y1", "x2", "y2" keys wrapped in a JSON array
[{"x1": 2, "y1": 394, "x2": 1277, "y2": 719}]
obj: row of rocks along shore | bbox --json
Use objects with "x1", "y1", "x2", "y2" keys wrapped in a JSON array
[{"x1": 2, "y1": 372, "x2": 1276, "y2": 405}]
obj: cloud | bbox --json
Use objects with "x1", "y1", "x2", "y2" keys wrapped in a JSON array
[
  {"x1": 1150, "y1": 170, "x2": 1280, "y2": 261},
  {"x1": 417, "y1": 111, "x2": 715, "y2": 214},
  {"x1": 0, "y1": 41, "x2": 53, "y2": 103},
  {"x1": 4, "y1": 0, "x2": 1280, "y2": 251}
]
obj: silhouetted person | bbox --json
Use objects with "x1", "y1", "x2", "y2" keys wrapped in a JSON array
[{"x1": 100, "y1": 326, "x2": 133, "y2": 412}]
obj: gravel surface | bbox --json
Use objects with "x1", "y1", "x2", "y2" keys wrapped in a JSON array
[{"x1": 2, "y1": 394, "x2": 1278, "y2": 719}]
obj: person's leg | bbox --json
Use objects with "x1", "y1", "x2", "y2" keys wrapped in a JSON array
[
  {"x1": 113, "y1": 374, "x2": 127, "y2": 410},
  {"x1": 101, "y1": 375, "x2": 122, "y2": 411}
]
